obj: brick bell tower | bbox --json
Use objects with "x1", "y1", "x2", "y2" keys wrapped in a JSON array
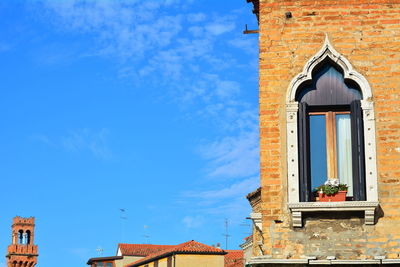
[{"x1": 6, "y1": 216, "x2": 38, "y2": 267}]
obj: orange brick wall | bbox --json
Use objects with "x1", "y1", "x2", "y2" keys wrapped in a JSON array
[{"x1": 258, "y1": 0, "x2": 400, "y2": 260}]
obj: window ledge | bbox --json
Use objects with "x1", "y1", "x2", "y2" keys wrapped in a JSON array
[
  {"x1": 288, "y1": 201, "x2": 379, "y2": 227},
  {"x1": 248, "y1": 257, "x2": 397, "y2": 265}
]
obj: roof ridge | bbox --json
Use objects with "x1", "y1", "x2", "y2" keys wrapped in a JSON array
[
  {"x1": 118, "y1": 243, "x2": 176, "y2": 257},
  {"x1": 118, "y1": 243, "x2": 174, "y2": 246}
]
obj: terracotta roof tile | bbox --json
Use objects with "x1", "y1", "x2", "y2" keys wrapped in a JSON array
[
  {"x1": 126, "y1": 240, "x2": 226, "y2": 267},
  {"x1": 224, "y1": 250, "x2": 244, "y2": 267},
  {"x1": 118, "y1": 243, "x2": 174, "y2": 256}
]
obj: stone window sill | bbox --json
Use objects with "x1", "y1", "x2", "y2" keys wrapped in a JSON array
[
  {"x1": 288, "y1": 201, "x2": 379, "y2": 227},
  {"x1": 248, "y1": 257, "x2": 400, "y2": 265}
]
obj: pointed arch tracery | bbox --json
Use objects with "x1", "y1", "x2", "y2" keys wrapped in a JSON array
[
  {"x1": 286, "y1": 35, "x2": 378, "y2": 206},
  {"x1": 287, "y1": 35, "x2": 372, "y2": 103}
]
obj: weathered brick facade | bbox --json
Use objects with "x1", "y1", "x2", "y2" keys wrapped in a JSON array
[{"x1": 248, "y1": 0, "x2": 400, "y2": 265}]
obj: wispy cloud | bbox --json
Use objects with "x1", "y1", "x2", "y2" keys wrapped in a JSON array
[
  {"x1": 62, "y1": 128, "x2": 112, "y2": 159},
  {"x1": 229, "y1": 37, "x2": 258, "y2": 55},
  {"x1": 184, "y1": 176, "x2": 258, "y2": 201},
  {"x1": 37, "y1": 1, "x2": 184, "y2": 60},
  {"x1": 69, "y1": 247, "x2": 92, "y2": 261},
  {"x1": 205, "y1": 20, "x2": 235, "y2": 36},
  {"x1": 32, "y1": 0, "x2": 259, "y2": 230},
  {"x1": 182, "y1": 215, "x2": 205, "y2": 229},
  {"x1": 33, "y1": 128, "x2": 112, "y2": 159},
  {"x1": 187, "y1": 12, "x2": 206, "y2": 23},
  {"x1": 0, "y1": 42, "x2": 12, "y2": 53},
  {"x1": 34, "y1": 0, "x2": 249, "y2": 111},
  {"x1": 198, "y1": 128, "x2": 259, "y2": 179},
  {"x1": 31, "y1": 134, "x2": 54, "y2": 146}
]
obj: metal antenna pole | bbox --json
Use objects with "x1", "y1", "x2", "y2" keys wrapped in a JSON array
[
  {"x1": 222, "y1": 218, "x2": 231, "y2": 250},
  {"x1": 240, "y1": 222, "x2": 252, "y2": 236},
  {"x1": 96, "y1": 246, "x2": 103, "y2": 256},
  {"x1": 143, "y1": 225, "x2": 150, "y2": 244},
  {"x1": 120, "y1": 208, "x2": 127, "y2": 242}
]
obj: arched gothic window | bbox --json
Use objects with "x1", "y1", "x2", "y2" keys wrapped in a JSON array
[
  {"x1": 296, "y1": 61, "x2": 364, "y2": 201},
  {"x1": 286, "y1": 36, "x2": 378, "y2": 205}
]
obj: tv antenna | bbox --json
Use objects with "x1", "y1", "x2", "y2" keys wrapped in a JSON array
[
  {"x1": 120, "y1": 208, "x2": 127, "y2": 242},
  {"x1": 240, "y1": 221, "x2": 252, "y2": 236},
  {"x1": 222, "y1": 218, "x2": 231, "y2": 250},
  {"x1": 143, "y1": 225, "x2": 150, "y2": 244},
  {"x1": 96, "y1": 246, "x2": 103, "y2": 256}
]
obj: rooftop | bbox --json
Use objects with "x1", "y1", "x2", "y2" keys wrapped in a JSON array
[
  {"x1": 224, "y1": 250, "x2": 244, "y2": 267},
  {"x1": 118, "y1": 243, "x2": 174, "y2": 257},
  {"x1": 126, "y1": 240, "x2": 226, "y2": 267}
]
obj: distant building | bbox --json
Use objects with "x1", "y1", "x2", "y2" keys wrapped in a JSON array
[
  {"x1": 88, "y1": 244, "x2": 175, "y2": 267},
  {"x1": 6, "y1": 216, "x2": 38, "y2": 267},
  {"x1": 87, "y1": 240, "x2": 244, "y2": 267}
]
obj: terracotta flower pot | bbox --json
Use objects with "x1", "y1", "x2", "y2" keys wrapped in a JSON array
[{"x1": 317, "y1": 191, "x2": 347, "y2": 202}]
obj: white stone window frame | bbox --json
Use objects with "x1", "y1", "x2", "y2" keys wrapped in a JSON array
[{"x1": 286, "y1": 35, "x2": 379, "y2": 227}]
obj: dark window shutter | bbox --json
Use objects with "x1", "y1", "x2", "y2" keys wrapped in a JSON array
[
  {"x1": 167, "y1": 257, "x2": 172, "y2": 267},
  {"x1": 154, "y1": 261, "x2": 158, "y2": 267},
  {"x1": 350, "y1": 100, "x2": 366, "y2": 201},
  {"x1": 298, "y1": 102, "x2": 311, "y2": 202}
]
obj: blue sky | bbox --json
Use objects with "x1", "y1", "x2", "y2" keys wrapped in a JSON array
[{"x1": 0, "y1": 1, "x2": 259, "y2": 266}]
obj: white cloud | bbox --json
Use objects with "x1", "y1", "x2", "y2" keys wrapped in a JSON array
[
  {"x1": 33, "y1": 1, "x2": 259, "y2": 224},
  {"x1": 70, "y1": 247, "x2": 92, "y2": 260},
  {"x1": 34, "y1": 1, "x2": 257, "y2": 127},
  {"x1": 205, "y1": 21, "x2": 235, "y2": 35},
  {"x1": 31, "y1": 134, "x2": 53, "y2": 146},
  {"x1": 188, "y1": 26, "x2": 204, "y2": 37},
  {"x1": 0, "y1": 43, "x2": 11, "y2": 53},
  {"x1": 229, "y1": 37, "x2": 258, "y2": 55},
  {"x1": 198, "y1": 197, "x2": 253, "y2": 223},
  {"x1": 215, "y1": 80, "x2": 241, "y2": 99},
  {"x1": 38, "y1": 0, "x2": 183, "y2": 60},
  {"x1": 62, "y1": 128, "x2": 112, "y2": 159},
  {"x1": 187, "y1": 13, "x2": 206, "y2": 23},
  {"x1": 185, "y1": 176, "x2": 259, "y2": 200},
  {"x1": 182, "y1": 215, "x2": 205, "y2": 229},
  {"x1": 199, "y1": 128, "x2": 259, "y2": 179}
]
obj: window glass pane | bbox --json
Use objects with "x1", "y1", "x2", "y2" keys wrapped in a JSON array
[
  {"x1": 336, "y1": 114, "x2": 353, "y2": 196},
  {"x1": 105, "y1": 263, "x2": 112, "y2": 267},
  {"x1": 310, "y1": 115, "x2": 327, "y2": 191},
  {"x1": 96, "y1": 263, "x2": 103, "y2": 267}
]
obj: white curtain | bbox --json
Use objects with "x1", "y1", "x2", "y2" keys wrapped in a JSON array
[{"x1": 336, "y1": 114, "x2": 353, "y2": 196}]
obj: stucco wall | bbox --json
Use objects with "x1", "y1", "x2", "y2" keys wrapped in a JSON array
[
  {"x1": 175, "y1": 254, "x2": 224, "y2": 267},
  {"x1": 115, "y1": 256, "x2": 143, "y2": 267},
  {"x1": 134, "y1": 254, "x2": 224, "y2": 267}
]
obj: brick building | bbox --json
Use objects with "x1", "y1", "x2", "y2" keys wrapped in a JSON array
[
  {"x1": 245, "y1": 0, "x2": 400, "y2": 265},
  {"x1": 6, "y1": 216, "x2": 38, "y2": 267}
]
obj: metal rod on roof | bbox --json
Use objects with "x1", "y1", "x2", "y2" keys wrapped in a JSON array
[
  {"x1": 243, "y1": 24, "x2": 259, "y2": 34},
  {"x1": 222, "y1": 218, "x2": 231, "y2": 250}
]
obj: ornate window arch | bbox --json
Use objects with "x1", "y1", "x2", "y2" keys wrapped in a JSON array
[{"x1": 286, "y1": 35, "x2": 378, "y2": 206}]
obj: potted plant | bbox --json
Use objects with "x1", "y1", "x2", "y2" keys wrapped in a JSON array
[{"x1": 315, "y1": 178, "x2": 348, "y2": 202}]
